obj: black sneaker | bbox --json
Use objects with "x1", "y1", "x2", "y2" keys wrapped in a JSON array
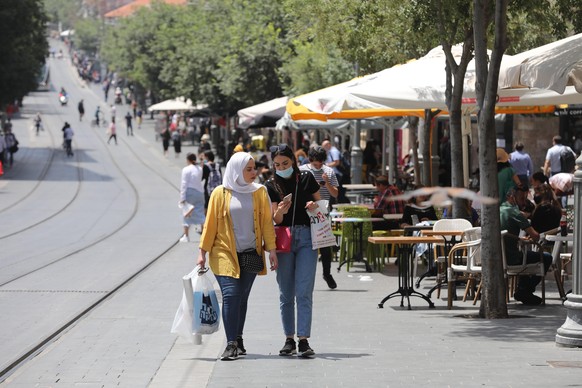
[
  {"x1": 279, "y1": 338, "x2": 297, "y2": 356},
  {"x1": 220, "y1": 342, "x2": 238, "y2": 361},
  {"x1": 323, "y1": 274, "x2": 337, "y2": 289},
  {"x1": 236, "y1": 336, "x2": 246, "y2": 356},
  {"x1": 514, "y1": 291, "x2": 542, "y2": 306},
  {"x1": 298, "y1": 339, "x2": 315, "y2": 358}
]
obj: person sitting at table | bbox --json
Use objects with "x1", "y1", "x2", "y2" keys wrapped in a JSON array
[
  {"x1": 400, "y1": 186, "x2": 438, "y2": 228},
  {"x1": 500, "y1": 187, "x2": 552, "y2": 306},
  {"x1": 530, "y1": 183, "x2": 562, "y2": 233},
  {"x1": 371, "y1": 175, "x2": 405, "y2": 230}
]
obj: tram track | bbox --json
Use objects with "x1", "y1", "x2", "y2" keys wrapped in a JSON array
[
  {"x1": 0, "y1": 93, "x2": 83, "y2": 240},
  {"x1": 0, "y1": 53, "x2": 184, "y2": 381}
]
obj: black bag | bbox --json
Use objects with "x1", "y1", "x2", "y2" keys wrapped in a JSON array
[
  {"x1": 560, "y1": 147, "x2": 576, "y2": 173},
  {"x1": 237, "y1": 248, "x2": 264, "y2": 273}
]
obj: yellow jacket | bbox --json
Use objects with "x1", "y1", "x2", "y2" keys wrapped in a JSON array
[{"x1": 199, "y1": 185, "x2": 276, "y2": 277}]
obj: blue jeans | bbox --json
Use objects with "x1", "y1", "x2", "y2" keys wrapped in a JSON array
[
  {"x1": 276, "y1": 225, "x2": 317, "y2": 338},
  {"x1": 215, "y1": 271, "x2": 257, "y2": 342}
]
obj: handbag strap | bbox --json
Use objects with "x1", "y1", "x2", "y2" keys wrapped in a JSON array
[{"x1": 291, "y1": 173, "x2": 299, "y2": 228}]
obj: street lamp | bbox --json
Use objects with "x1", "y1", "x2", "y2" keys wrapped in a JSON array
[{"x1": 556, "y1": 155, "x2": 582, "y2": 347}]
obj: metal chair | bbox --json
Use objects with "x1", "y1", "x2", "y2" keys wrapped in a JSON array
[
  {"x1": 446, "y1": 227, "x2": 482, "y2": 309},
  {"x1": 501, "y1": 230, "x2": 546, "y2": 304},
  {"x1": 430, "y1": 218, "x2": 473, "y2": 297}
]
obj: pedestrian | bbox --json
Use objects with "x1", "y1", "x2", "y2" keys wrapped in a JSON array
[
  {"x1": 0, "y1": 132, "x2": 6, "y2": 166},
  {"x1": 3, "y1": 118, "x2": 13, "y2": 133},
  {"x1": 197, "y1": 151, "x2": 278, "y2": 361},
  {"x1": 107, "y1": 118, "x2": 117, "y2": 145},
  {"x1": 34, "y1": 113, "x2": 42, "y2": 135},
  {"x1": 544, "y1": 135, "x2": 576, "y2": 176},
  {"x1": 265, "y1": 143, "x2": 321, "y2": 358},
  {"x1": 179, "y1": 153, "x2": 206, "y2": 242},
  {"x1": 62, "y1": 122, "x2": 74, "y2": 157},
  {"x1": 497, "y1": 148, "x2": 521, "y2": 202},
  {"x1": 4, "y1": 128, "x2": 18, "y2": 167},
  {"x1": 110, "y1": 104, "x2": 116, "y2": 121},
  {"x1": 200, "y1": 133, "x2": 211, "y2": 151},
  {"x1": 161, "y1": 128, "x2": 171, "y2": 157},
  {"x1": 509, "y1": 142, "x2": 533, "y2": 188},
  {"x1": 322, "y1": 139, "x2": 350, "y2": 203},
  {"x1": 124, "y1": 112, "x2": 133, "y2": 136},
  {"x1": 95, "y1": 106, "x2": 101, "y2": 127},
  {"x1": 172, "y1": 130, "x2": 181, "y2": 158},
  {"x1": 299, "y1": 146, "x2": 339, "y2": 289},
  {"x1": 78, "y1": 100, "x2": 85, "y2": 121},
  {"x1": 136, "y1": 109, "x2": 143, "y2": 129},
  {"x1": 202, "y1": 150, "x2": 222, "y2": 211},
  {"x1": 131, "y1": 99, "x2": 137, "y2": 118}
]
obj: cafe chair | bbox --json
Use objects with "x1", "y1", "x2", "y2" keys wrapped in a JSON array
[
  {"x1": 431, "y1": 218, "x2": 473, "y2": 298},
  {"x1": 501, "y1": 230, "x2": 546, "y2": 304},
  {"x1": 446, "y1": 227, "x2": 482, "y2": 309},
  {"x1": 338, "y1": 206, "x2": 374, "y2": 272}
]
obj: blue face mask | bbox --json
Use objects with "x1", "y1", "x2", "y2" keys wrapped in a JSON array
[{"x1": 276, "y1": 166, "x2": 294, "y2": 178}]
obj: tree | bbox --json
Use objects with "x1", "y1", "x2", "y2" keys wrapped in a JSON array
[
  {"x1": 0, "y1": 0, "x2": 48, "y2": 108},
  {"x1": 473, "y1": 0, "x2": 509, "y2": 318},
  {"x1": 279, "y1": 40, "x2": 354, "y2": 96},
  {"x1": 73, "y1": 18, "x2": 101, "y2": 54}
]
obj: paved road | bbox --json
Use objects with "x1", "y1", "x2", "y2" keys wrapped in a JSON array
[{"x1": 2, "y1": 42, "x2": 582, "y2": 387}]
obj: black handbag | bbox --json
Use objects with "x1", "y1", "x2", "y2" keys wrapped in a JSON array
[{"x1": 237, "y1": 248, "x2": 264, "y2": 273}]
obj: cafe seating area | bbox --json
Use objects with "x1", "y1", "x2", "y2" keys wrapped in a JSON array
[{"x1": 330, "y1": 200, "x2": 572, "y2": 310}]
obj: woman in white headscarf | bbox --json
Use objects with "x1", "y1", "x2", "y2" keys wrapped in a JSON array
[{"x1": 198, "y1": 152, "x2": 277, "y2": 361}]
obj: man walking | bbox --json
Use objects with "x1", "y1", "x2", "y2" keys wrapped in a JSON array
[
  {"x1": 125, "y1": 111, "x2": 133, "y2": 136},
  {"x1": 544, "y1": 135, "x2": 576, "y2": 176}
]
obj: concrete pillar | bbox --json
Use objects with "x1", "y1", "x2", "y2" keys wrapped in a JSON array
[
  {"x1": 351, "y1": 120, "x2": 363, "y2": 184},
  {"x1": 556, "y1": 155, "x2": 582, "y2": 347}
]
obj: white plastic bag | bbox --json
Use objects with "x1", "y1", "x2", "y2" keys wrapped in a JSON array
[
  {"x1": 171, "y1": 266, "x2": 220, "y2": 344},
  {"x1": 306, "y1": 200, "x2": 337, "y2": 250}
]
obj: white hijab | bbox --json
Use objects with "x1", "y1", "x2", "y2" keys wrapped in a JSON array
[{"x1": 223, "y1": 152, "x2": 262, "y2": 193}]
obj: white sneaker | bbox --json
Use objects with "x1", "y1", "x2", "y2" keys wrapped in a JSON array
[{"x1": 179, "y1": 235, "x2": 189, "y2": 243}]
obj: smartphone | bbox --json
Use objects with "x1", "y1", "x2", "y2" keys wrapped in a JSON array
[{"x1": 283, "y1": 193, "x2": 292, "y2": 203}]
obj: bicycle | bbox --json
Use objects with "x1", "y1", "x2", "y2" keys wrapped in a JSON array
[{"x1": 90, "y1": 118, "x2": 108, "y2": 128}]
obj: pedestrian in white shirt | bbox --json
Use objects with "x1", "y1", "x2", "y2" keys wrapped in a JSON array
[{"x1": 179, "y1": 153, "x2": 206, "y2": 242}]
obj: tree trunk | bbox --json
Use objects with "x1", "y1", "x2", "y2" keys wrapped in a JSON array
[
  {"x1": 474, "y1": 0, "x2": 509, "y2": 319},
  {"x1": 442, "y1": 39, "x2": 473, "y2": 221}
]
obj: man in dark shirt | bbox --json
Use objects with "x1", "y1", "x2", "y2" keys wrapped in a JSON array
[{"x1": 500, "y1": 187, "x2": 552, "y2": 305}]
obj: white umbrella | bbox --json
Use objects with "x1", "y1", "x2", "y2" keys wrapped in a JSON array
[
  {"x1": 499, "y1": 33, "x2": 582, "y2": 94},
  {"x1": 237, "y1": 97, "x2": 288, "y2": 129},
  {"x1": 148, "y1": 98, "x2": 193, "y2": 112},
  {"x1": 294, "y1": 43, "x2": 582, "y2": 116}
]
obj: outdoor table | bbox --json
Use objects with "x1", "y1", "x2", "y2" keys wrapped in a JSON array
[
  {"x1": 368, "y1": 235, "x2": 443, "y2": 310},
  {"x1": 420, "y1": 230, "x2": 465, "y2": 297},
  {"x1": 333, "y1": 217, "x2": 385, "y2": 272},
  {"x1": 545, "y1": 234, "x2": 573, "y2": 299},
  {"x1": 343, "y1": 184, "x2": 377, "y2": 203}
]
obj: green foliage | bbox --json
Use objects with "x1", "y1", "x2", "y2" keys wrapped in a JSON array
[
  {"x1": 0, "y1": 0, "x2": 48, "y2": 107},
  {"x1": 102, "y1": 0, "x2": 290, "y2": 115},
  {"x1": 43, "y1": 0, "x2": 82, "y2": 30},
  {"x1": 279, "y1": 40, "x2": 354, "y2": 96},
  {"x1": 73, "y1": 18, "x2": 102, "y2": 55}
]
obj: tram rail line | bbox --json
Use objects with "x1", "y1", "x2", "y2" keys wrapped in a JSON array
[
  {"x1": 0, "y1": 61, "x2": 183, "y2": 380},
  {"x1": 0, "y1": 97, "x2": 84, "y2": 240}
]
